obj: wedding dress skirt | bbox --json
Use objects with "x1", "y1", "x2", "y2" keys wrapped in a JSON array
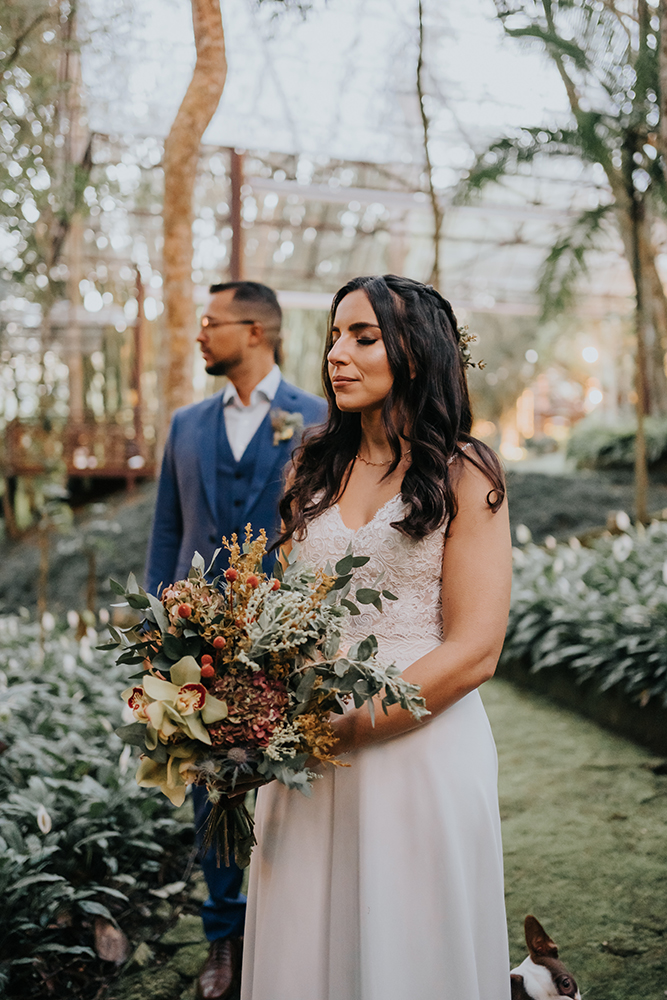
[{"x1": 241, "y1": 496, "x2": 510, "y2": 1000}]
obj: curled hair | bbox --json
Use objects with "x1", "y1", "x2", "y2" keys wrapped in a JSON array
[{"x1": 278, "y1": 274, "x2": 505, "y2": 544}]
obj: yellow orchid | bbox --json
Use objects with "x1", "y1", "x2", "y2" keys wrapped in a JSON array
[
  {"x1": 136, "y1": 751, "x2": 199, "y2": 807},
  {"x1": 139, "y1": 656, "x2": 228, "y2": 748},
  {"x1": 124, "y1": 685, "x2": 152, "y2": 722}
]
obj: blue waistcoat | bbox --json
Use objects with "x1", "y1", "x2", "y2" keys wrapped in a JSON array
[
  {"x1": 216, "y1": 404, "x2": 259, "y2": 547},
  {"x1": 145, "y1": 379, "x2": 328, "y2": 593}
]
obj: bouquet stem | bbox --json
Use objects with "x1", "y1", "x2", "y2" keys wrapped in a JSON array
[{"x1": 202, "y1": 797, "x2": 257, "y2": 869}]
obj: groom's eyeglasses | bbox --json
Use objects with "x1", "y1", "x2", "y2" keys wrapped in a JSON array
[{"x1": 200, "y1": 317, "x2": 255, "y2": 329}]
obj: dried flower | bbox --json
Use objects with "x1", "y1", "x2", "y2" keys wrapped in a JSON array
[
  {"x1": 458, "y1": 326, "x2": 485, "y2": 371},
  {"x1": 208, "y1": 669, "x2": 288, "y2": 747},
  {"x1": 270, "y1": 408, "x2": 304, "y2": 447}
]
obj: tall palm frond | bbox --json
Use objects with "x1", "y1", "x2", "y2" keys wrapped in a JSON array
[{"x1": 537, "y1": 203, "x2": 615, "y2": 319}]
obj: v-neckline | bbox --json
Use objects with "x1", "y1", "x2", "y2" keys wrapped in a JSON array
[{"x1": 332, "y1": 493, "x2": 402, "y2": 534}]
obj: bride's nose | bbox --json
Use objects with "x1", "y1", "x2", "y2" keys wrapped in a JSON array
[{"x1": 327, "y1": 338, "x2": 348, "y2": 366}]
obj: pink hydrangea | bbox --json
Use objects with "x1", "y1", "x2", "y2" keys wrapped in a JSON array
[{"x1": 208, "y1": 670, "x2": 288, "y2": 748}]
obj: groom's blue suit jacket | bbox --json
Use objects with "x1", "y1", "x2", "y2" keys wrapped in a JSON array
[{"x1": 144, "y1": 379, "x2": 327, "y2": 594}]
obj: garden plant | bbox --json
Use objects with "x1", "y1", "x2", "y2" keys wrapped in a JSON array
[
  {"x1": 0, "y1": 614, "x2": 197, "y2": 999},
  {"x1": 505, "y1": 518, "x2": 667, "y2": 709}
]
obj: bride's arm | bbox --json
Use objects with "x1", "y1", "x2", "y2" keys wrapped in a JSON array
[{"x1": 330, "y1": 460, "x2": 512, "y2": 754}]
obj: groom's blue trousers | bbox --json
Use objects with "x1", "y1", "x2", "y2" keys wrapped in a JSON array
[{"x1": 193, "y1": 785, "x2": 246, "y2": 941}]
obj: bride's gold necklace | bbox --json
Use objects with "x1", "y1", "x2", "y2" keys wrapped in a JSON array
[{"x1": 356, "y1": 450, "x2": 411, "y2": 467}]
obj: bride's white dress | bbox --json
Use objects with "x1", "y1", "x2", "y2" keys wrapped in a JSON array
[{"x1": 241, "y1": 494, "x2": 510, "y2": 1000}]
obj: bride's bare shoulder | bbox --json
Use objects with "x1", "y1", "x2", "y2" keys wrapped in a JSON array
[{"x1": 448, "y1": 441, "x2": 506, "y2": 523}]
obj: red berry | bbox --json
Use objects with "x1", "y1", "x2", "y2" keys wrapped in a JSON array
[
  {"x1": 247, "y1": 574, "x2": 259, "y2": 588},
  {"x1": 177, "y1": 603, "x2": 192, "y2": 618},
  {"x1": 213, "y1": 636, "x2": 226, "y2": 649},
  {"x1": 200, "y1": 664, "x2": 215, "y2": 678},
  {"x1": 201, "y1": 654, "x2": 213, "y2": 666},
  {"x1": 225, "y1": 568, "x2": 238, "y2": 582},
  {"x1": 271, "y1": 579, "x2": 280, "y2": 591}
]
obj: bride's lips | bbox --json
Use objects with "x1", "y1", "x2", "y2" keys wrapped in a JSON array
[{"x1": 332, "y1": 376, "x2": 356, "y2": 386}]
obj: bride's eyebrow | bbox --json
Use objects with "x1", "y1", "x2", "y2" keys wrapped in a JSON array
[{"x1": 330, "y1": 322, "x2": 381, "y2": 334}]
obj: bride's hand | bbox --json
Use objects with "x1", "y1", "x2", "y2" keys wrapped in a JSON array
[{"x1": 328, "y1": 712, "x2": 355, "y2": 756}]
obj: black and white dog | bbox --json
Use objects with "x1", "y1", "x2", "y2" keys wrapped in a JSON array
[{"x1": 511, "y1": 916, "x2": 581, "y2": 1000}]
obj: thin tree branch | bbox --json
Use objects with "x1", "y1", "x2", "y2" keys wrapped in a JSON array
[
  {"x1": 2, "y1": 8, "x2": 53, "y2": 71},
  {"x1": 542, "y1": 0, "x2": 582, "y2": 113},
  {"x1": 660, "y1": 0, "x2": 667, "y2": 178},
  {"x1": 417, "y1": 0, "x2": 443, "y2": 288}
]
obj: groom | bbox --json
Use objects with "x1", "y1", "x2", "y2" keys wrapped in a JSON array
[{"x1": 144, "y1": 280, "x2": 327, "y2": 999}]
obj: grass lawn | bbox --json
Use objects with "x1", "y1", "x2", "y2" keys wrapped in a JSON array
[{"x1": 483, "y1": 678, "x2": 667, "y2": 1000}]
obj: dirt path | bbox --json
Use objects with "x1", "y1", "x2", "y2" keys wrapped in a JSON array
[{"x1": 483, "y1": 678, "x2": 667, "y2": 1000}]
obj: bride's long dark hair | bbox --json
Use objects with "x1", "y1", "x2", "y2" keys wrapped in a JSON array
[{"x1": 278, "y1": 274, "x2": 505, "y2": 544}]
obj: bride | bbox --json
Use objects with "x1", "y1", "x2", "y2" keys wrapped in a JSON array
[{"x1": 240, "y1": 274, "x2": 512, "y2": 1000}]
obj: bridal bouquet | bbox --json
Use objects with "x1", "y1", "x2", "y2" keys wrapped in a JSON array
[{"x1": 104, "y1": 527, "x2": 427, "y2": 866}]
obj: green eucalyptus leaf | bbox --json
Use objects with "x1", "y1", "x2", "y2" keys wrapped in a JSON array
[
  {"x1": 115, "y1": 723, "x2": 148, "y2": 747},
  {"x1": 356, "y1": 588, "x2": 380, "y2": 604},
  {"x1": 355, "y1": 637, "x2": 377, "y2": 661},
  {"x1": 147, "y1": 593, "x2": 170, "y2": 633},
  {"x1": 335, "y1": 554, "x2": 355, "y2": 575},
  {"x1": 162, "y1": 633, "x2": 185, "y2": 661},
  {"x1": 126, "y1": 593, "x2": 150, "y2": 610}
]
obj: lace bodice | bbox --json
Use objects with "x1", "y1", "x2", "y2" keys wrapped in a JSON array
[{"x1": 296, "y1": 494, "x2": 446, "y2": 671}]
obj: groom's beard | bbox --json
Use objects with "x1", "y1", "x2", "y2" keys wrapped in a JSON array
[{"x1": 205, "y1": 357, "x2": 240, "y2": 377}]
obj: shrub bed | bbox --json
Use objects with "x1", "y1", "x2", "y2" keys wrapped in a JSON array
[
  {"x1": 0, "y1": 615, "x2": 197, "y2": 999},
  {"x1": 567, "y1": 416, "x2": 667, "y2": 470},
  {"x1": 501, "y1": 522, "x2": 667, "y2": 753}
]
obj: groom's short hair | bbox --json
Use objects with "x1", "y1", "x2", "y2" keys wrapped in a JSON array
[{"x1": 209, "y1": 281, "x2": 283, "y2": 364}]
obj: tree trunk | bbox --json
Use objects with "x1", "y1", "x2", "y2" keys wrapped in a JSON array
[
  {"x1": 643, "y1": 240, "x2": 667, "y2": 415},
  {"x1": 161, "y1": 0, "x2": 227, "y2": 441},
  {"x1": 615, "y1": 207, "x2": 667, "y2": 416},
  {"x1": 623, "y1": 131, "x2": 649, "y2": 524}
]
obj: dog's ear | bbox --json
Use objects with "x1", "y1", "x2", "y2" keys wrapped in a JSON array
[
  {"x1": 524, "y1": 915, "x2": 559, "y2": 958},
  {"x1": 511, "y1": 973, "x2": 529, "y2": 999}
]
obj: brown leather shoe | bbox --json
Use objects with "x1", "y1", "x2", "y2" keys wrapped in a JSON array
[{"x1": 197, "y1": 937, "x2": 243, "y2": 999}]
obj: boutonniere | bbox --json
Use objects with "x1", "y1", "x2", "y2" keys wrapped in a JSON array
[{"x1": 270, "y1": 408, "x2": 304, "y2": 447}]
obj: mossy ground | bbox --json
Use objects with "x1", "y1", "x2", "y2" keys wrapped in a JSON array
[{"x1": 483, "y1": 678, "x2": 667, "y2": 1000}]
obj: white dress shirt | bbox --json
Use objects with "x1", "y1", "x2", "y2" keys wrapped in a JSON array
[{"x1": 222, "y1": 364, "x2": 282, "y2": 462}]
